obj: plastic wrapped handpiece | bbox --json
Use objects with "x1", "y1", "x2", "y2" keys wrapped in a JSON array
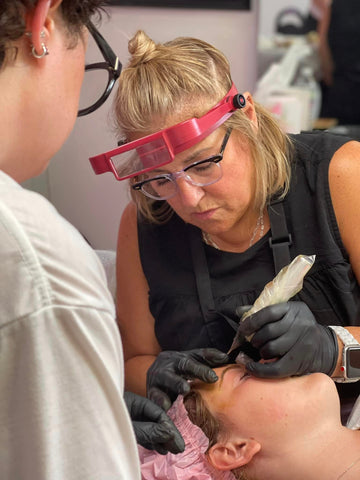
[{"x1": 228, "y1": 254, "x2": 315, "y2": 354}]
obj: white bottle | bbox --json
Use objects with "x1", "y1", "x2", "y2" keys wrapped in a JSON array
[{"x1": 294, "y1": 65, "x2": 322, "y2": 128}]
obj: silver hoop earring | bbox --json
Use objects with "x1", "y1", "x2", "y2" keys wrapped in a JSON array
[{"x1": 31, "y1": 43, "x2": 49, "y2": 59}]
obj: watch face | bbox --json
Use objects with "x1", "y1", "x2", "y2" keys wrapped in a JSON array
[{"x1": 346, "y1": 346, "x2": 360, "y2": 378}]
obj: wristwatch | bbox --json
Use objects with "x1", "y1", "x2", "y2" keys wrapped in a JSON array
[{"x1": 329, "y1": 326, "x2": 360, "y2": 383}]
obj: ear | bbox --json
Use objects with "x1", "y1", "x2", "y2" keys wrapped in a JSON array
[
  {"x1": 25, "y1": 0, "x2": 62, "y2": 56},
  {"x1": 242, "y1": 91, "x2": 258, "y2": 130},
  {"x1": 208, "y1": 438, "x2": 261, "y2": 471}
]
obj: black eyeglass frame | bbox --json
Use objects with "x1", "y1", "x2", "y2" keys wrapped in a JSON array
[
  {"x1": 132, "y1": 128, "x2": 232, "y2": 200},
  {"x1": 78, "y1": 22, "x2": 122, "y2": 117}
]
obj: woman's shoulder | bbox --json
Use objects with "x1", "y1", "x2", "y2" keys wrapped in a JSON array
[
  {"x1": 284, "y1": 132, "x2": 360, "y2": 199},
  {"x1": 288, "y1": 132, "x2": 356, "y2": 187},
  {"x1": 329, "y1": 139, "x2": 360, "y2": 174},
  {"x1": 290, "y1": 131, "x2": 353, "y2": 160},
  {"x1": 329, "y1": 139, "x2": 360, "y2": 223},
  {"x1": 291, "y1": 132, "x2": 360, "y2": 174}
]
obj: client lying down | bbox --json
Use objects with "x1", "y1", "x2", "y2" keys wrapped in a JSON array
[{"x1": 139, "y1": 365, "x2": 360, "y2": 480}]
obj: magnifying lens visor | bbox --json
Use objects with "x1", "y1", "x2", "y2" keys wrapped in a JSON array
[{"x1": 89, "y1": 83, "x2": 246, "y2": 181}]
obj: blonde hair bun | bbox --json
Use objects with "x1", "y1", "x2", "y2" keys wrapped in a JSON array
[{"x1": 127, "y1": 30, "x2": 158, "y2": 67}]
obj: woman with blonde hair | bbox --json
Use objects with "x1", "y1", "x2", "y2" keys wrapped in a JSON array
[{"x1": 90, "y1": 30, "x2": 360, "y2": 427}]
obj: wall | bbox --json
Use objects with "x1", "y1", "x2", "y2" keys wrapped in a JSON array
[
  {"x1": 258, "y1": 0, "x2": 310, "y2": 38},
  {"x1": 46, "y1": 3, "x2": 259, "y2": 250}
]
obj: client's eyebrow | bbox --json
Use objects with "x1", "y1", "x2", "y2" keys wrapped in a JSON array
[{"x1": 218, "y1": 365, "x2": 245, "y2": 389}]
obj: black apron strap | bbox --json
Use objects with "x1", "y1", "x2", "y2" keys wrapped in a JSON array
[
  {"x1": 187, "y1": 224, "x2": 216, "y2": 318},
  {"x1": 187, "y1": 225, "x2": 239, "y2": 331},
  {"x1": 267, "y1": 199, "x2": 292, "y2": 274}
]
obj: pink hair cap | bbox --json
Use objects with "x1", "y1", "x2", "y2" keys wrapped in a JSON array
[{"x1": 138, "y1": 395, "x2": 236, "y2": 480}]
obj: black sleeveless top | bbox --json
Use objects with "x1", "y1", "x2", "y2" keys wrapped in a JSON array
[{"x1": 138, "y1": 132, "x2": 360, "y2": 410}]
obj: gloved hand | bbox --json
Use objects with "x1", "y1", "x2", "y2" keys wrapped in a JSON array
[
  {"x1": 237, "y1": 301, "x2": 338, "y2": 378},
  {"x1": 124, "y1": 391, "x2": 185, "y2": 455},
  {"x1": 147, "y1": 348, "x2": 229, "y2": 411},
  {"x1": 235, "y1": 304, "x2": 252, "y2": 318}
]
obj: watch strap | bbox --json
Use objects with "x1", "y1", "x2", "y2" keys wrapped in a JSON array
[{"x1": 329, "y1": 326, "x2": 360, "y2": 383}]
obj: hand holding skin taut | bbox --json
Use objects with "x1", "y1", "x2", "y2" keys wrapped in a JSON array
[
  {"x1": 124, "y1": 392, "x2": 185, "y2": 455},
  {"x1": 146, "y1": 348, "x2": 229, "y2": 411}
]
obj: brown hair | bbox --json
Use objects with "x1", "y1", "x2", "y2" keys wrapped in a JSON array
[
  {"x1": 114, "y1": 30, "x2": 293, "y2": 223},
  {"x1": 183, "y1": 389, "x2": 252, "y2": 480},
  {"x1": 0, "y1": 0, "x2": 105, "y2": 67}
]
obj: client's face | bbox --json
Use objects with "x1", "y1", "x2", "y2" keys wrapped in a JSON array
[{"x1": 194, "y1": 364, "x2": 340, "y2": 442}]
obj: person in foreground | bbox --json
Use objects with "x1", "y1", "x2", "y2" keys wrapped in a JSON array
[
  {"x1": 91, "y1": 31, "x2": 360, "y2": 418},
  {"x1": 139, "y1": 365, "x2": 360, "y2": 480},
  {"x1": 0, "y1": 2, "x2": 183, "y2": 479}
]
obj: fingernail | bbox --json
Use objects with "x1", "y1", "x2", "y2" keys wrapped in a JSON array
[{"x1": 209, "y1": 372, "x2": 218, "y2": 382}]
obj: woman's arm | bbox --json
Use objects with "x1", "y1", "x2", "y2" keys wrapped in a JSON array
[
  {"x1": 116, "y1": 202, "x2": 161, "y2": 396},
  {"x1": 329, "y1": 140, "x2": 360, "y2": 375},
  {"x1": 234, "y1": 140, "x2": 360, "y2": 380},
  {"x1": 116, "y1": 203, "x2": 229, "y2": 403},
  {"x1": 329, "y1": 140, "x2": 360, "y2": 285}
]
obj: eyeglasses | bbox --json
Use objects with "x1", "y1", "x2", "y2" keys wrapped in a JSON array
[
  {"x1": 78, "y1": 22, "x2": 122, "y2": 117},
  {"x1": 89, "y1": 83, "x2": 245, "y2": 180},
  {"x1": 132, "y1": 129, "x2": 232, "y2": 200}
]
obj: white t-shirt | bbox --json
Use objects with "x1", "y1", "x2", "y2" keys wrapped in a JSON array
[{"x1": 0, "y1": 171, "x2": 141, "y2": 480}]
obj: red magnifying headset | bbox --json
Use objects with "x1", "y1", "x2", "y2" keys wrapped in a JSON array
[{"x1": 89, "y1": 83, "x2": 246, "y2": 181}]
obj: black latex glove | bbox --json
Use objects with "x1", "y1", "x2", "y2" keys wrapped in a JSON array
[
  {"x1": 237, "y1": 301, "x2": 338, "y2": 378},
  {"x1": 124, "y1": 391, "x2": 185, "y2": 455},
  {"x1": 147, "y1": 348, "x2": 229, "y2": 411},
  {"x1": 235, "y1": 304, "x2": 252, "y2": 318}
]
